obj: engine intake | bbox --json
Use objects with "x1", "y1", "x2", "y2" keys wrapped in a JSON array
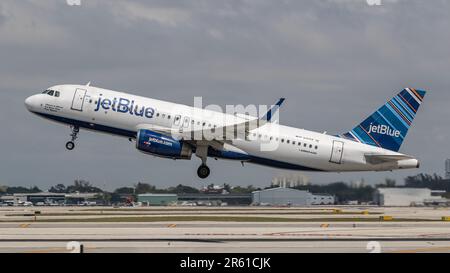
[{"x1": 136, "y1": 129, "x2": 192, "y2": 159}]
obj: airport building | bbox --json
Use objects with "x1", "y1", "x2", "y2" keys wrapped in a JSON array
[
  {"x1": 136, "y1": 193, "x2": 252, "y2": 206},
  {"x1": 374, "y1": 188, "x2": 448, "y2": 206},
  {"x1": 137, "y1": 193, "x2": 178, "y2": 206},
  {"x1": 177, "y1": 193, "x2": 252, "y2": 206},
  {"x1": 10, "y1": 192, "x2": 66, "y2": 205},
  {"x1": 252, "y1": 187, "x2": 335, "y2": 206},
  {"x1": 0, "y1": 192, "x2": 103, "y2": 206}
]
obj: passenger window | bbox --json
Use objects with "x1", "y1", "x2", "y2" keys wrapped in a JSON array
[
  {"x1": 292, "y1": 141, "x2": 296, "y2": 145},
  {"x1": 281, "y1": 139, "x2": 285, "y2": 143},
  {"x1": 304, "y1": 143, "x2": 307, "y2": 147},
  {"x1": 315, "y1": 145, "x2": 318, "y2": 149},
  {"x1": 286, "y1": 140, "x2": 290, "y2": 144},
  {"x1": 162, "y1": 114, "x2": 166, "y2": 118},
  {"x1": 168, "y1": 115, "x2": 171, "y2": 119},
  {"x1": 298, "y1": 142, "x2": 301, "y2": 146},
  {"x1": 183, "y1": 117, "x2": 190, "y2": 128},
  {"x1": 156, "y1": 113, "x2": 160, "y2": 117},
  {"x1": 309, "y1": 144, "x2": 313, "y2": 148}
]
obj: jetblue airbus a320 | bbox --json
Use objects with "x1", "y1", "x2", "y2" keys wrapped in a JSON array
[{"x1": 25, "y1": 84, "x2": 426, "y2": 179}]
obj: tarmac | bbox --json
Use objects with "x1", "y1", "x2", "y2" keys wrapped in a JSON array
[{"x1": 1, "y1": 206, "x2": 450, "y2": 253}]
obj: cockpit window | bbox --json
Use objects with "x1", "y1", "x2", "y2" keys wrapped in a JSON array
[{"x1": 42, "y1": 89, "x2": 60, "y2": 97}]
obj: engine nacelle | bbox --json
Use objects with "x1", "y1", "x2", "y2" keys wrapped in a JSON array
[{"x1": 136, "y1": 129, "x2": 192, "y2": 159}]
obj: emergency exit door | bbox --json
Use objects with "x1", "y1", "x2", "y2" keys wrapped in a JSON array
[{"x1": 330, "y1": 140, "x2": 344, "y2": 164}]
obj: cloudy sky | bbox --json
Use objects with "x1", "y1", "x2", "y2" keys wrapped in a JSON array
[{"x1": 0, "y1": 0, "x2": 449, "y2": 191}]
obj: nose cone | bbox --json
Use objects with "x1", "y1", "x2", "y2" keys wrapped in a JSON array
[{"x1": 25, "y1": 95, "x2": 38, "y2": 111}]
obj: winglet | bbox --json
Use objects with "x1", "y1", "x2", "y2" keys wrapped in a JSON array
[{"x1": 262, "y1": 98, "x2": 285, "y2": 122}]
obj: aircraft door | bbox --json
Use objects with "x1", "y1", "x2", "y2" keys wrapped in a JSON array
[
  {"x1": 330, "y1": 140, "x2": 344, "y2": 164},
  {"x1": 71, "y1": 88, "x2": 87, "y2": 111}
]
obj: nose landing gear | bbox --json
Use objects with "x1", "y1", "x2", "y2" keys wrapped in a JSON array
[{"x1": 66, "y1": 126, "x2": 79, "y2": 151}]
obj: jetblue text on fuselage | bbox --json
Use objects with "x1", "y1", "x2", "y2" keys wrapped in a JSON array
[
  {"x1": 368, "y1": 123, "x2": 401, "y2": 137},
  {"x1": 94, "y1": 95, "x2": 155, "y2": 119}
]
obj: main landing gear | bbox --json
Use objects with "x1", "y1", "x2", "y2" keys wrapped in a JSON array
[
  {"x1": 197, "y1": 164, "x2": 210, "y2": 179},
  {"x1": 195, "y1": 144, "x2": 210, "y2": 179},
  {"x1": 65, "y1": 126, "x2": 79, "y2": 151}
]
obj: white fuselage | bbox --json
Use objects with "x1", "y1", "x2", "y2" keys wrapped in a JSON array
[{"x1": 24, "y1": 84, "x2": 420, "y2": 172}]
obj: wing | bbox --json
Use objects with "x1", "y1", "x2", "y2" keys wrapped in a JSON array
[{"x1": 136, "y1": 97, "x2": 286, "y2": 146}]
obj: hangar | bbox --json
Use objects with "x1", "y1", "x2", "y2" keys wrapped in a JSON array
[
  {"x1": 252, "y1": 187, "x2": 334, "y2": 206},
  {"x1": 137, "y1": 193, "x2": 178, "y2": 206},
  {"x1": 374, "y1": 188, "x2": 448, "y2": 206}
]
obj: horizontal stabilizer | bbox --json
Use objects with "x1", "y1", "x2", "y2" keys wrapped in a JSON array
[{"x1": 364, "y1": 154, "x2": 414, "y2": 165}]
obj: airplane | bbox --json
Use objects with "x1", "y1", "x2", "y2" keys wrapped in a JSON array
[{"x1": 24, "y1": 84, "x2": 426, "y2": 179}]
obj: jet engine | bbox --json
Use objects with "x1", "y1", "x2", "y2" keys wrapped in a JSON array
[{"x1": 136, "y1": 129, "x2": 192, "y2": 159}]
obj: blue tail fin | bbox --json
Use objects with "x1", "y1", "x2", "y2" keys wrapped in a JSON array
[{"x1": 340, "y1": 88, "x2": 426, "y2": 152}]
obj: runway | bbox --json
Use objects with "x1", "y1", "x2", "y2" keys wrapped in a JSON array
[{"x1": 1, "y1": 206, "x2": 450, "y2": 253}]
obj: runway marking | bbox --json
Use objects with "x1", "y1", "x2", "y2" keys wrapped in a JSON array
[
  {"x1": 19, "y1": 224, "x2": 30, "y2": 228},
  {"x1": 24, "y1": 248, "x2": 70, "y2": 253},
  {"x1": 24, "y1": 246, "x2": 98, "y2": 253},
  {"x1": 389, "y1": 246, "x2": 450, "y2": 253}
]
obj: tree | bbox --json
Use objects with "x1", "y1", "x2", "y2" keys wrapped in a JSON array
[
  {"x1": 66, "y1": 179, "x2": 103, "y2": 193},
  {"x1": 49, "y1": 184, "x2": 67, "y2": 193},
  {"x1": 223, "y1": 183, "x2": 232, "y2": 193},
  {"x1": 385, "y1": 178, "x2": 396, "y2": 187},
  {"x1": 167, "y1": 184, "x2": 199, "y2": 194},
  {"x1": 230, "y1": 185, "x2": 261, "y2": 194},
  {"x1": 6, "y1": 186, "x2": 42, "y2": 194},
  {"x1": 293, "y1": 182, "x2": 375, "y2": 203},
  {"x1": 134, "y1": 182, "x2": 156, "y2": 194},
  {"x1": 404, "y1": 173, "x2": 450, "y2": 191},
  {"x1": 114, "y1": 187, "x2": 135, "y2": 194}
]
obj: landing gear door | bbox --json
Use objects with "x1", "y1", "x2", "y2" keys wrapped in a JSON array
[
  {"x1": 330, "y1": 140, "x2": 344, "y2": 164},
  {"x1": 71, "y1": 88, "x2": 87, "y2": 111}
]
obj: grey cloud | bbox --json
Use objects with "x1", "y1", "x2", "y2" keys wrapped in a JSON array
[{"x1": 0, "y1": 0, "x2": 449, "y2": 190}]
